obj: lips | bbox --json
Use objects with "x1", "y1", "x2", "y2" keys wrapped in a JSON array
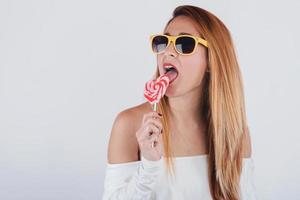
[{"x1": 163, "y1": 63, "x2": 179, "y2": 84}]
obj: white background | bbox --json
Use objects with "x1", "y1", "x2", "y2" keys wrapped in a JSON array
[{"x1": 1, "y1": 0, "x2": 299, "y2": 199}]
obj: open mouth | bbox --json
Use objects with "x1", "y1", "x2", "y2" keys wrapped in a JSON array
[{"x1": 164, "y1": 65, "x2": 179, "y2": 84}]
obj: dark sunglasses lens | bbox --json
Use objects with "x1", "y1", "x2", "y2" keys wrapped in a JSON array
[
  {"x1": 152, "y1": 36, "x2": 168, "y2": 53},
  {"x1": 176, "y1": 36, "x2": 196, "y2": 54}
]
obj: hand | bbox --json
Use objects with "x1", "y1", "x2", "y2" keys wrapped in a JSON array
[{"x1": 136, "y1": 111, "x2": 163, "y2": 161}]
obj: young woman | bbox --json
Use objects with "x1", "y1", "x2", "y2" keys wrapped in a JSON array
[{"x1": 103, "y1": 5, "x2": 257, "y2": 200}]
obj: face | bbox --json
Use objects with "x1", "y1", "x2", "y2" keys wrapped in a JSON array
[{"x1": 157, "y1": 16, "x2": 208, "y2": 97}]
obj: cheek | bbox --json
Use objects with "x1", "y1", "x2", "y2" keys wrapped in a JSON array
[
  {"x1": 156, "y1": 55, "x2": 164, "y2": 75},
  {"x1": 181, "y1": 54, "x2": 207, "y2": 82}
]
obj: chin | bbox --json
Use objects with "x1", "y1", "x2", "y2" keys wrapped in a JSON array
[
  {"x1": 165, "y1": 88, "x2": 182, "y2": 98},
  {"x1": 165, "y1": 85, "x2": 200, "y2": 98}
]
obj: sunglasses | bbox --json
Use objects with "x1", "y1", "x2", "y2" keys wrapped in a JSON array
[{"x1": 150, "y1": 34, "x2": 208, "y2": 55}]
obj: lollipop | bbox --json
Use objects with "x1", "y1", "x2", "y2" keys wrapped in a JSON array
[
  {"x1": 144, "y1": 74, "x2": 170, "y2": 148},
  {"x1": 144, "y1": 74, "x2": 170, "y2": 111}
]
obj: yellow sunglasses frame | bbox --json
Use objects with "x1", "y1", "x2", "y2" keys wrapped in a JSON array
[{"x1": 150, "y1": 34, "x2": 208, "y2": 55}]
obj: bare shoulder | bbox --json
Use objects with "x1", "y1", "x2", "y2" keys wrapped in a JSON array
[
  {"x1": 107, "y1": 102, "x2": 152, "y2": 164},
  {"x1": 242, "y1": 126, "x2": 253, "y2": 158}
]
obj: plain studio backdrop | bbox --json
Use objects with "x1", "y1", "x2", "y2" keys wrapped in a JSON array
[{"x1": 0, "y1": 0, "x2": 299, "y2": 199}]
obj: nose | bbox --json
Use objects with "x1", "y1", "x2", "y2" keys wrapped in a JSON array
[{"x1": 163, "y1": 41, "x2": 178, "y2": 57}]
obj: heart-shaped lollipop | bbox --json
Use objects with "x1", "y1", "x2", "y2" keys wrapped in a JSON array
[
  {"x1": 144, "y1": 74, "x2": 170, "y2": 148},
  {"x1": 144, "y1": 74, "x2": 170, "y2": 106}
]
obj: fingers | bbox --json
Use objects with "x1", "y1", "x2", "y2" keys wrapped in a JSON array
[
  {"x1": 144, "y1": 118, "x2": 163, "y2": 132},
  {"x1": 145, "y1": 124, "x2": 161, "y2": 136},
  {"x1": 137, "y1": 123, "x2": 161, "y2": 142},
  {"x1": 136, "y1": 111, "x2": 163, "y2": 142},
  {"x1": 142, "y1": 111, "x2": 162, "y2": 124},
  {"x1": 136, "y1": 111, "x2": 164, "y2": 159},
  {"x1": 143, "y1": 112, "x2": 163, "y2": 131},
  {"x1": 150, "y1": 132, "x2": 160, "y2": 148}
]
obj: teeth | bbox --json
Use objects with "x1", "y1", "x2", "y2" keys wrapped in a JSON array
[
  {"x1": 164, "y1": 65, "x2": 177, "y2": 74},
  {"x1": 165, "y1": 65, "x2": 174, "y2": 69}
]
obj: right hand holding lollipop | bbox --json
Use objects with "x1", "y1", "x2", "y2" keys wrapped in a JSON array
[
  {"x1": 135, "y1": 111, "x2": 164, "y2": 161},
  {"x1": 135, "y1": 74, "x2": 171, "y2": 161},
  {"x1": 142, "y1": 74, "x2": 170, "y2": 150}
]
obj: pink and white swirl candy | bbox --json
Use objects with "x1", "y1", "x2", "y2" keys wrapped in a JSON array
[{"x1": 144, "y1": 74, "x2": 170, "y2": 104}]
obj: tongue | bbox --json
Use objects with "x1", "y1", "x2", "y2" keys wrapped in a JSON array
[{"x1": 165, "y1": 69, "x2": 178, "y2": 83}]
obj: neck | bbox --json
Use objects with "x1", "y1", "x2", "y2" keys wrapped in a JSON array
[{"x1": 167, "y1": 85, "x2": 205, "y2": 130}]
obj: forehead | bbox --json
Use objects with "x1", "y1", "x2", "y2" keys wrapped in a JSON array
[{"x1": 164, "y1": 16, "x2": 200, "y2": 36}]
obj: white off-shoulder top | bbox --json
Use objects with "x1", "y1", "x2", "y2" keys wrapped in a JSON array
[{"x1": 102, "y1": 154, "x2": 258, "y2": 200}]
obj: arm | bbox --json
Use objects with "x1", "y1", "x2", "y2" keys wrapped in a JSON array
[
  {"x1": 103, "y1": 156, "x2": 163, "y2": 200},
  {"x1": 102, "y1": 110, "x2": 162, "y2": 200}
]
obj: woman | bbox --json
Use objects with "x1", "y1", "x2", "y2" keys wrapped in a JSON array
[{"x1": 103, "y1": 5, "x2": 257, "y2": 200}]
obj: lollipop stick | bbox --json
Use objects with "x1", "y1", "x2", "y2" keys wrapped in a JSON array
[
  {"x1": 153, "y1": 103, "x2": 157, "y2": 111},
  {"x1": 151, "y1": 102, "x2": 157, "y2": 148}
]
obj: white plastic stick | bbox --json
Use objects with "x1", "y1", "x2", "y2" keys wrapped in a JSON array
[{"x1": 151, "y1": 102, "x2": 157, "y2": 148}]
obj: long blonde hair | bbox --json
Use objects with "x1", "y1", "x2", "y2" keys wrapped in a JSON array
[{"x1": 155, "y1": 5, "x2": 249, "y2": 200}]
